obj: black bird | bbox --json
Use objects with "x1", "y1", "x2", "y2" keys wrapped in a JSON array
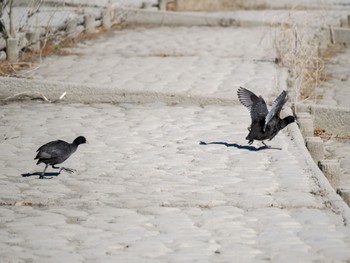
[
  {"x1": 34, "y1": 136, "x2": 87, "y2": 179},
  {"x1": 237, "y1": 87, "x2": 295, "y2": 147}
]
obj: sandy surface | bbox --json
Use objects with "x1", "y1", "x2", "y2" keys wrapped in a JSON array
[{"x1": 1, "y1": 3, "x2": 350, "y2": 262}]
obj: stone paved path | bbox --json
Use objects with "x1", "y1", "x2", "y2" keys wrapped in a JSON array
[
  {"x1": 24, "y1": 26, "x2": 278, "y2": 100},
  {"x1": 1, "y1": 18, "x2": 350, "y2": 263},
  {"x1": 1, "y1": 103, "x2": 350, "y2": 262}
]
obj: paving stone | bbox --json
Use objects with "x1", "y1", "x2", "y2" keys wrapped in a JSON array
[{"x1": 0, "y1": 103, "x2": 350, "y2": 262}]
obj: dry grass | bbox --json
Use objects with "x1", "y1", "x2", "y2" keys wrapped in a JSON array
[
  {"x1": 273, "y1": 7, "x2": 348, "y2": 103},
  {"x1": 26, "y1": 27, "x2": 114, "y2": 59},
  {"x1": 0, "y1": 62, "x2": 30, "y2": 76},
  {"x1": 0, "y1": 39, "x2": 76, "y2": 77},
  {"x1": 274, "y1": 24, "x2": 325, "y2": 101},
  {"x1": 273, "y1": 20, "x2": 345, "y2": 103},
  {"x1": 0, "y1": 40, "x2": 75, "y2": 77}
]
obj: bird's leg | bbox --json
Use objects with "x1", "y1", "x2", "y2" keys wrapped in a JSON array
[
  {"x1": 50, "y1": 165, "x2": 66, "y2": 175},
  {"x1": 52, "y1": 165, "x2": 76, "y2": 174},
  {"x1": 262, "y1": 141, "x2": 271, "y2": 148},
  {"x1": 40, "y1": 164, "x2": 49, "y2": 179},
  {"x1": 52, "y1": 165, "x2": 63, "y2": 174},
  {"x1": 248, "y1": 140, "x2": 254, "y2": 145}
]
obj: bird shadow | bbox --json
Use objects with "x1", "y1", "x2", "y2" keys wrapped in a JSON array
[
  {"x1": 199, "y1": 141, "x2": 282, "y2": 151},
  {"x1": 21, "y1": 172, "x2": 60, "y2": 179}
]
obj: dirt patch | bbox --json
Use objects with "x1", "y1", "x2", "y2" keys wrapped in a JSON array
[
  {"x1": 0, "y1": 200, "x2": 47, "y2": 207},
  {"x1": 314, "y1": 128, "x2": 350, "y2": 140}
]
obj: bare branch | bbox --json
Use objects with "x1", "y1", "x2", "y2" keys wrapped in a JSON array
[
  {"x1": 19, "y1": 0, "x2": 44, "y2": 32},
  {"x1": 7, "y1": 0, "x2": 14, "y2": 38},
  {"x1": 4, "y1": 91, "x2": 51, "y2": 102}
]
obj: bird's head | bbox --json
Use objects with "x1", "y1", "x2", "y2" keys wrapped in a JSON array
[
  {"x1": 74, "y1": 136, "x2": 87, "y2": 145},
  {"x1": 281, "y1": 116, "x2": 295, "y2": 129}
]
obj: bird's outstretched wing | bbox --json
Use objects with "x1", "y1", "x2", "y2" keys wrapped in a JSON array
[
  {"x1": 264, "y1": 90, "x2": 288, "y2": 131},
  {"x1": 237, "y1": 87, "x2": 268, "y2": 123}
]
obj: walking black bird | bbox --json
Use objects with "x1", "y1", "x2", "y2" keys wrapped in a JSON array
[
  {"x1": 237, "y1": 87, "x2": 295, "y2": 147},
  {"x1": 34, "y1": 136, "x2": 87, "y2": 179}
]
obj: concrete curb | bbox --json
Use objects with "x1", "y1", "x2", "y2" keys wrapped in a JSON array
[
  {"x1": 0, "y1": 77, "x2": 238, "y2": 106},
  {"x1": 330, "y1": 27, "x2": 350, "y2": 46},
  {"x1": 295, "y1": 103, "x2": 350, "y2": 136},
  {"x1": 293, "y1": 103, "x2": 350, "y2": 207},
  {"x1": 278, "y1": 66, "x2": 350, "y2": 224},
  {"x1": 117, "y1": 8, "x2": 280, "y2": 27},
  {"x1": 287, "y1": 115, "x2": 350, "y2": 225}
]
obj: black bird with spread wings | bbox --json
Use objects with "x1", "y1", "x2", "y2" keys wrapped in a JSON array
[
  {"x1": 237, "y1": 87, "x2": 295, "y2": 147},
  {"x1": 34, "y1": 136, "x2": 87, "y2": 179}
]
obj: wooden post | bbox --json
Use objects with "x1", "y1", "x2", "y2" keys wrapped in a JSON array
[
  {"x1": 159, "y1": 0, "x2": 168, "y2": 10},
  {"x1": 6, "y1": 38, "x2": 18, "y2": 62},
  {"x1": 102, "y1": 8, "x2": 111, "y2": 29},
  {"x1": 84, "y1": 13, "x2": 95, "y2": 33}
]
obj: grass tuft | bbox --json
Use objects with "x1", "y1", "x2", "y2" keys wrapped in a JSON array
[{"x1": 274, "y1": 19, "x2": 344, "y2": 102}]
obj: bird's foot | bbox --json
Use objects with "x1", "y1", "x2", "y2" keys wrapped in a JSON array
[
  {"x1": 248, "y1": 140, "x2": 254, "y2": 145},
  {"x1": 62, "y1": 167, "x2": 76, "y2": 174},
  {"x1": 262, "y1": 141, "x2": 282, "y2": 150},
  {"x1": 39, "y1": 171, "x2": 47, "y2": 179}
]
